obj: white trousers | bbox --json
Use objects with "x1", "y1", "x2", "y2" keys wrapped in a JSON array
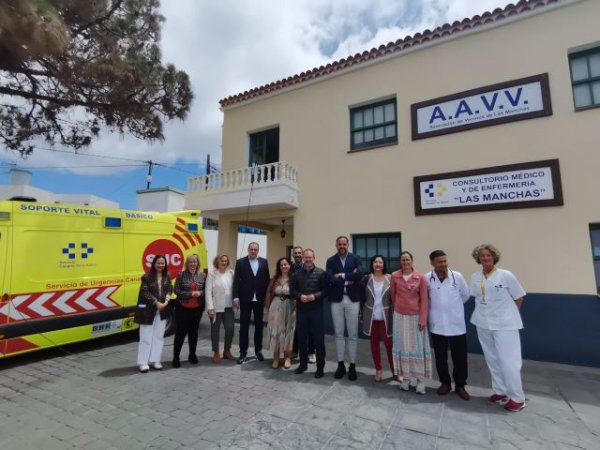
[
  {"x1": 331, "y1": 295, "x2": 360, "y2": 363},
  {"x1": 137, "y1": 312, "x2": 166, "y2": 365},
  {"x1": 477, "y1": 327, "x2": 525, "y2": 402}
]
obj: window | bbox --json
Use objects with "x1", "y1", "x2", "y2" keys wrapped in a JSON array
[
  {"x1": 589, "y1": 225, "x2": 600, "y2": 293},
  {"x1": 352, "y1": 233, "x2": 401, "y2": 273},
  {"x1": 350, "y1": 99, "x2": 397, "y2": 150},
  {"x1": 569, "y1": 48, "x2": 600, "y2": 109},
  {"x1": 249, "y1": 127, "x2": 279, "y2": 166}
]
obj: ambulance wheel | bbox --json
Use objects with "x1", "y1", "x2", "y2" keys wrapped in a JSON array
[{"x1": 164, "y1": 316, "x2": 176, "y2": 337}]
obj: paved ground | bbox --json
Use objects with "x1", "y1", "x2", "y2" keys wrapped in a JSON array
[{"x1": 1, "y1": 321, "x2": 599, "y2": 450}]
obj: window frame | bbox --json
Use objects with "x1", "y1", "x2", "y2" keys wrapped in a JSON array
[
  {"x1": 569, "y1": 47, "x2": 600, "y2": 110},
  {"x1": 352, "y1": 232, "x2": 402, "y2": 274},
  {"x1": 589, "y1": 224, "x2": 600, "y2": 293},
  {"x1": 349, "y1": 99, "x2": 398, "y2": 151}
]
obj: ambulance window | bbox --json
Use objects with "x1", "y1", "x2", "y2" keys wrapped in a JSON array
[{"x1": 105, "y1": 217, "x2": 122, "y2": 228}]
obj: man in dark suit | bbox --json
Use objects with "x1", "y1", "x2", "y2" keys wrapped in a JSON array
[
  {"x1": 326, "y1": 236, "x2": 364, "y2": 380},
  {"x1": 233, "y1": 241, "x2": 270, "y2": 364}
]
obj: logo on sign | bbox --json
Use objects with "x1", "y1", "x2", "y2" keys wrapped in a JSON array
[
  {"x1": 142, "y1": 239, "x2": 184, "y2": 277},
  {"x1": 424, "y1": 183, "x2": 447, "y2": 199}
]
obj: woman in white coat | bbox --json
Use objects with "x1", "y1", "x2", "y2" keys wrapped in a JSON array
[
  {"x1": 205, "y1": 254, "x2": 235, "y2": 363},
  {"x1": 470, "y1": 244, "x2": 526, "y2": 412}
]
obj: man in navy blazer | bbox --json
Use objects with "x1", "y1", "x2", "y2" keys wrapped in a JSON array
[
  {"x1": 326, "y1": 236, "x2": 364, "y2": 380},
  {"x1": 233, "y1": 242, "x2": 270, "y2": 364}
]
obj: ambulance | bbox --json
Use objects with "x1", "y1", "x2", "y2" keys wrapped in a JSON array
[{"x1": 0, "y1": 199, "x2": 208, "y2": 359}]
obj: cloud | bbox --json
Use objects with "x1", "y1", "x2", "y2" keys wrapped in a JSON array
[{"x1": 1, "y1": 0, "x2": 512, "y2": 175}]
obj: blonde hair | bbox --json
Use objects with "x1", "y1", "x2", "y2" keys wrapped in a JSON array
[
  {"x1": 185, "y1": 253, "x2": 201, "y2": 271},
  {"x1": 213, "y1": 254, "x2": 230, "y2": 269}
]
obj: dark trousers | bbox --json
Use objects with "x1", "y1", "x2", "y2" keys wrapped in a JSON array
[
  {"x1": 239, "y1": 300, "x2": 264, "y2": 354},
  {"x1": 292, "y1": 328, "x2": 315, "y2": 354},
  {"x1": 210, "y1": 308, "x2": 235, "y2": 352},
  {"x1": 174, "y1": 306, "x2": 202, "y2": 359},
  {"x1": 296, "y1": 307, "x2": 325, "y2": 368},
  {"x1": 430, "y1": 332, "x2": 468, "y2": 387}
]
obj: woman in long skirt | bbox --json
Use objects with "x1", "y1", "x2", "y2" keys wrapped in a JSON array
[
  {"x1": 390, "y1": 251, "x2": 432, "y2": 394},
  {"x1": 265, "y1": 257, "x2": 295, "y2": 369}
]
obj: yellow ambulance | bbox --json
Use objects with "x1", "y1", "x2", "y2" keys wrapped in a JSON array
[{"x1": 0, "y1": 200, "x2": 208, "y2": 358}]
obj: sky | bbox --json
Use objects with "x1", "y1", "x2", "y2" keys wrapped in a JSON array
[{"x1": 0, "y1": 0, "x2": 513, "y2": 210}]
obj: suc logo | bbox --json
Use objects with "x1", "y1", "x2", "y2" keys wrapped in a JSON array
[{"x1": 142, "y1": 239, "x2": 184, "y2": 277}]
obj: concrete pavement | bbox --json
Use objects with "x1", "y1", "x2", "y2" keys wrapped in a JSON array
[{"x1": 1, "y1": 320, "x2": 599, "y2": 449}]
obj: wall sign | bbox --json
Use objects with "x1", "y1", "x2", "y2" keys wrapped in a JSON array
[
  {"x1": 411, "y1": 74, "x2": 552, "y2": 140},
  {"x1": 414, "y1": 159, "x2": 563, "y2": 216}
]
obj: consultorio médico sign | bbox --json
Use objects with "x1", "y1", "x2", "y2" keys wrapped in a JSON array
[
  {"x1": 411, "y1": 74, "x2": 552, "y2": 140},
  {"x1": 413, "y1": 159, "x2": 563, "y2": 216}
]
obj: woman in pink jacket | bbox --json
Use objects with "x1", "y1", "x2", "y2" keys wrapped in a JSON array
[{"x1": 390, "y1": 251, "x2": 432, "y2": 394}]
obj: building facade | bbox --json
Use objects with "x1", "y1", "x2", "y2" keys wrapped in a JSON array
[{"x1": 186, "y1": 0, "x2": 600, "y2": 366}]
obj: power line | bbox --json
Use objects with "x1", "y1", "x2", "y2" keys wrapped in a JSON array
[
  {"x1": 0, "y1": 163, "x2": 146, "y2": 170},
  {"x1": 31, "y1": 145, "x2": 151, "y2": 163},
  {"x1": 28, "y1": 145, "x2": 221, "y2": 172}
]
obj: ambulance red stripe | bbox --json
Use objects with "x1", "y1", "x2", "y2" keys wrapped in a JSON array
[{"x1": 171, "y1": 233, "x2": 189, "y2": 250}]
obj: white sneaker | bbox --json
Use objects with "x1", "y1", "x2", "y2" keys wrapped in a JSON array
[
  {"x1": 138, "y1": 364, "x2": 150, "y2": 373},
  {"x1": 308, "y1": 353, "x2": 317, "y2": 364},
  {"x1": 416, "y1": 378, "x2": 426, "y2": 395},
  {"x1": 150, "y1": 362, "x2": 163, "y2": 370},
  {"x1": 399, "y1": 379, "x2": 410, "y2": 391}
]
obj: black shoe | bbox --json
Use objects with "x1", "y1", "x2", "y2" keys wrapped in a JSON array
[
  {"x1": 348, "y1": 363, "x2": 357, "y2": 381},
  {"x1": 294, "y1": 364, "x2": 308, "y2": 374},
  {"x1": 255, "y1": 351, "x2": 264, "y2": 362},
  {"x1": 188, "y1": 354, "x2": 198, "y2": 364},
  {"x1": 172, "y1": 358, "x2": 181, "y2": 368},
  {"x1": 334, "y1": 362, "x2": 346, "y2": 379},
  {"x1": 315, "y1": 368, "x2": 324, "y2": 379},
  {"x1": 237, "y1": 353, "x2": 247, "y2": 365}
]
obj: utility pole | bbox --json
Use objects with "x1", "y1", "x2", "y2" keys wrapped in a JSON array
[
  {"x1": 146, "y1": 160, "x2": 153, "y2": 189},
  {"x1": 206, "y1": 154, "x2": 211, "y2": 175}
]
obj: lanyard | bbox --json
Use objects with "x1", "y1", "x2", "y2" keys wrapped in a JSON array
[{"x1": 480, "y1": 267, "x2": 496, "y2": 304}]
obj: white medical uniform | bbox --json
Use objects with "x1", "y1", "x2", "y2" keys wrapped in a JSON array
[
  {"x1": 426, "y1": 270, "x2": 470, "y2": 336},
  {"x1": 470, "y1": 268, "x2": 526, "y2": 402}
]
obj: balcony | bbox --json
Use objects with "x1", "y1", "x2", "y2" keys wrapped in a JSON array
[{"x1": 185, "y1": 161, "x2": 299, "y2": 218}]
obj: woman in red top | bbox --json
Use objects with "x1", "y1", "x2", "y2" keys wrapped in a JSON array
[
  {"x1": 390, "y1": 251, "x2": 432, "y2": 394},
  {"x1": 172, "y1": 254, "x2": 206, "y2": 368}
]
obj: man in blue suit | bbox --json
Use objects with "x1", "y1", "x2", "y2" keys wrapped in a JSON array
[
  {"x1": 233, "y1": 242, "x2": 270, "y2": 364},
  {"x1": 326, "y1": 236, "x2": 364, "y2": 380}
]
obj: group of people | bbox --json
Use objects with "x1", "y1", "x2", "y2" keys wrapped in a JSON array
[{"x1": 134, "y1": 238, "x2": 527, "y2": 413}]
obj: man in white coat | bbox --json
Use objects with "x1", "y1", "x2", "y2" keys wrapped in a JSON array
[{"x1": 426, "y1": 250, "x2": 471, "y2": 400}]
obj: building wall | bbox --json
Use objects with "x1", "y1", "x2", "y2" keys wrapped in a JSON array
[
  {"x1": 218, "y1": 0, "x2": 600, "y2": 366},
  {"x1": 221, "y1": 0, "x2": 600, "y2": 295}
]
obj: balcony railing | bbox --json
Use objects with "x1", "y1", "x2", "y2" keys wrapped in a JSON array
[
  {"x1": 187, "y1": 161, "x2": 298, "y2": 192},
  {"x1": 185, "y1": 161, "x2": 299, "y2": 217}
]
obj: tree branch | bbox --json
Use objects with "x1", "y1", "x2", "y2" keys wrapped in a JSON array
[
  {"x1": 0, "y1": 86, "x2": 113, "y2": 109},
  {"x1": 74, "y1": 0, "x2": 125, "y2": 35}
]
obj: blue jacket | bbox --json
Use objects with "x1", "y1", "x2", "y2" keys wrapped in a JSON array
[{"x1": 325, "y1": 252, "x2": 364, "y2": 303}]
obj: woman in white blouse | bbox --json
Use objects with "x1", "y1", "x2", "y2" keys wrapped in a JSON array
[
  {"x1": 470, "y1": 244, "x2": 527, "y2": 412},
  {"x1": 361, "y1": 255, "x2": 394, "y2": 381},
  {"x1": 206, "y1": 254, "x2": 235, "y2": 363}
]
